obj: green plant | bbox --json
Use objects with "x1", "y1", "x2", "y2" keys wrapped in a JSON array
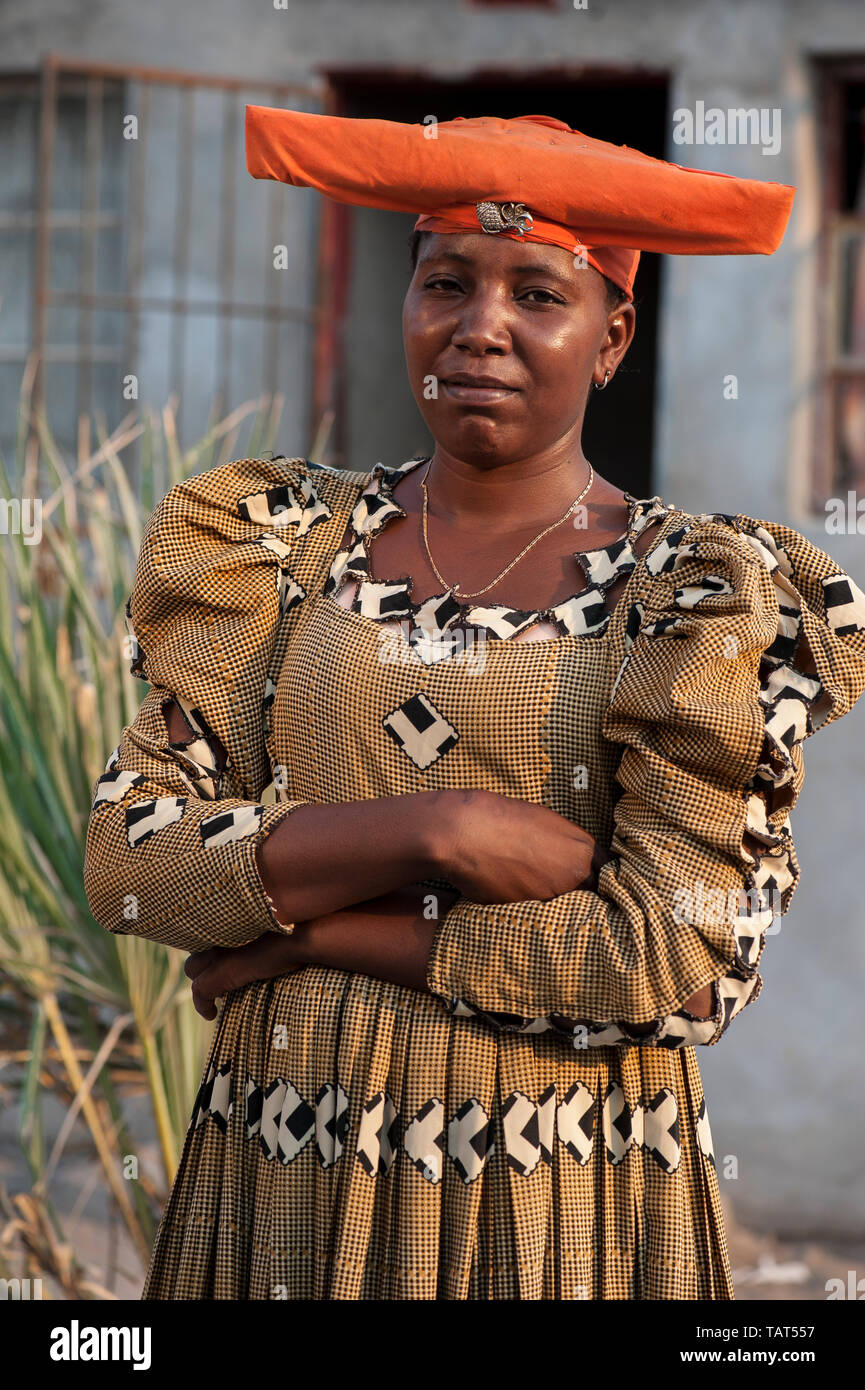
[{"x1": 0, "y1": 371, "x2": 329, "y2": 1294}]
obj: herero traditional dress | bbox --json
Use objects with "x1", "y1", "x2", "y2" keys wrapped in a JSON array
[{"x1": 84, "y1": 453, "x2": 865, "y2": 1300}]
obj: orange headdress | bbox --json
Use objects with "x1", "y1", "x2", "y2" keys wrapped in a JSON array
[{"x1": 245, "y1": 107, "x2": 795, "y2": 299}]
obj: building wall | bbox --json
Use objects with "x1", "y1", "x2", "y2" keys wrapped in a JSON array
[{"x1": 2, "y1": 0, "x2": 863, "y2": 1236}]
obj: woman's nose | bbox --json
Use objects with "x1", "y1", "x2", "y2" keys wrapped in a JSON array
[{"x1": 450, "y1": 292, "x2": 512, "y2": 354}]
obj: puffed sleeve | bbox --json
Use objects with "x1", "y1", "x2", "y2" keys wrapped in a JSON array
[
  {"x1": 425, "y1": 510, "x2": 865, "y2": 1047},
  {"x1": 83, "y1": 455, "x2": 327, "y2": 953}
]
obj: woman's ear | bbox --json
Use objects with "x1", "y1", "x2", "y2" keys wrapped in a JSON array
[
  {"x1": 609, "y1": 303, "x2": 637, "y2": 357},
  {"x1": 595, "y1": 303, "x2": 636, "y2": 386}
]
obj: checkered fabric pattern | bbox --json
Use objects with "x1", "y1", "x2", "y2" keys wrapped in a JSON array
[{"x1": 82, "y1": 455, "x2": 865, "y2": 1300}]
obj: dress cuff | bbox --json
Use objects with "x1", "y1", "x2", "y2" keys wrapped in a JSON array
[{"x1": 237, "y1": 802, "x2": 303, "y2": 936}]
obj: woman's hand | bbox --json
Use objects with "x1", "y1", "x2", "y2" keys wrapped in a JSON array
[
  {"x1": 185, "y1": 933, "x2": 306, "y2": 1020},
  {"x1": 184, "y1": 885, "x2": 715, "y2": 1031},
  {"x1": 287, "y1": 886, "x2": 460, "y2": 993},
  {"x1": 184, "y1": 884, "x2": 461, "y2": 1016},
  {"x1": 431, "y1": 789, "x2": 609, "y2": 904}
]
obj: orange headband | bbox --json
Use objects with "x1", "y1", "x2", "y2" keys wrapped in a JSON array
[{"x1": 413, "y1": 205, "x2": 640, "y2": 300}]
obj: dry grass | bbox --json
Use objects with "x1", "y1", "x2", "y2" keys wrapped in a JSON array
[{"x1": 0, "y1": 367, "x2": 330, "y2": 1296}]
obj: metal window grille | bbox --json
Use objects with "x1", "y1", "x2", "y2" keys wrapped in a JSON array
[
  {"x1": 816, "y1": 60, "x2": 865, "y2": 507},
  {"x1": 0, "y1": 53, "x2": 328, "y2": 489}
]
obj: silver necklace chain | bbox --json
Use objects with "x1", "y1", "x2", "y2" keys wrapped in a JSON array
[{"x1": 419, "y1": 456, "x2": 595, "y2": 600}]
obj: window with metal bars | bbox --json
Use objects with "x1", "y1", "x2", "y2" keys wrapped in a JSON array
[
  {"x1": 816, "y1": 61, "x2": 865, "y2": 507},
  {"x1": 0, "y1": 58, "x2": 325, "y2": 487}
]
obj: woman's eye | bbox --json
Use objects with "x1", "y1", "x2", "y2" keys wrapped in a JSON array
[
  {"x1": 424, "y1": 276, "x2": 461, "y2": 291},
  {"x1": 521, "y1": 288, "x2": 564, "y2": 304}
]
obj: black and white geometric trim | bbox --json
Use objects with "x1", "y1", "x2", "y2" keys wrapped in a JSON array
[
  {"x1": 125, "y1": 795, "x2": 187, "y2": 846},
  {"x1": 190, "y1": 1063, "x2": 691, "y2": 1180},
  {"x1": 356, "y1": 1090, "x2": 401, "y2": 1176},
  {"x1": 695, "y1": 1096, "x2": 716, "y2": 1169},
  {"x1": 403, "y1": 1097, "x2": 446, "y2": 1182},
  {"x1": 382, "y1": 691, "x2": 460, "y2": 770},
  {"x1": 442, "y1": 992, "x2": 725, "y2": 1050},
  {"x1": 103, "y1": 743, "x2": 121, "y2": 771},
  {"x1": 236, "y1": 470, "x2": 333, "y2": 537},
  {"x1": 322, "y1": 457, "x2": 672, "y2": 664},
  {"x1": 556, "y1": 1081, "x2": 595, "y2": 1165},
  {"x1": 194, "y1": 1062, "x2": 233, "y2": 1133},
  {"x1": 162, "y1": 695, "x2": 227, "y2": 801},
  {"x1": 235, "y1": 467, "x2": 334, "y2": 792},
  {"x1": 674, "y1": 575, "x2": 734, "y2": 609},
  {"x1": 92, "y1": 766, "x2": 146, "y2": 808},
  {"x1": 822, "y1": 571, "x2": 865, "y2": 637},
  {"x1": 602, "y1": 1082, "x2": 680, "y2": 1175},
  {"x1": 199, "y1": 802, "x2": 267, "y2": 848},
  {"x1": 124, "y1": 594, "x2": 147, "y2": 682},
  {"x1": 123, "y1": 797, "x2": 267, "y2": 849},
  {"x1": 94, "y1": 695, "x2": 229, "y2": 812},
  {"x1": 502, "y1": 1085, "x2": 556, "y2": 1176}
]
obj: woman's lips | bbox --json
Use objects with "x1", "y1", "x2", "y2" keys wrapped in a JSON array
[{"x1": 441, "y1": 380, "x2": 519, "y2": 405}]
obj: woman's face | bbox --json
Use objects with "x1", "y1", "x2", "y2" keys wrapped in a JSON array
[{"x1": 402, "y1": 231, "x2": 635, "y2": 468}]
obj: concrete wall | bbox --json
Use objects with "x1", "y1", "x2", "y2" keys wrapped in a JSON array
[{"x1": 2, "y1": 0, "x2": 863, "y2": 1237}]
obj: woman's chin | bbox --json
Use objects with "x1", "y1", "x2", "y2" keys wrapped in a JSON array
[{"x1": 429, "y1": 414, "x2": 520, "y2": 460}]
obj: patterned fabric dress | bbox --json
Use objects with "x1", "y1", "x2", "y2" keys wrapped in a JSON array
[{"x1": 83, "y1": 453, "x2": 865, "y2": 1300}]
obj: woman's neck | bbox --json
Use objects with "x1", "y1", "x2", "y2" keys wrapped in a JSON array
[{"x1": 423, "y1": 442, "x2": 594, "y2": 532}]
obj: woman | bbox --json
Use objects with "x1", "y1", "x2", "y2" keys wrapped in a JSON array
[{"x1": 84, "y1": 111, "x2": 865, "y2": 1299}]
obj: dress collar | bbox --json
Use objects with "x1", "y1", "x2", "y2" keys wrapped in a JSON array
[{"x1": 324, "y1": 455, "x2": 672, "y2": 650}]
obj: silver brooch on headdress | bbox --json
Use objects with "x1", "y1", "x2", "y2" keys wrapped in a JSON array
[{"x1": 475, "y1": 201, "x2": 534, "y2": 236}]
